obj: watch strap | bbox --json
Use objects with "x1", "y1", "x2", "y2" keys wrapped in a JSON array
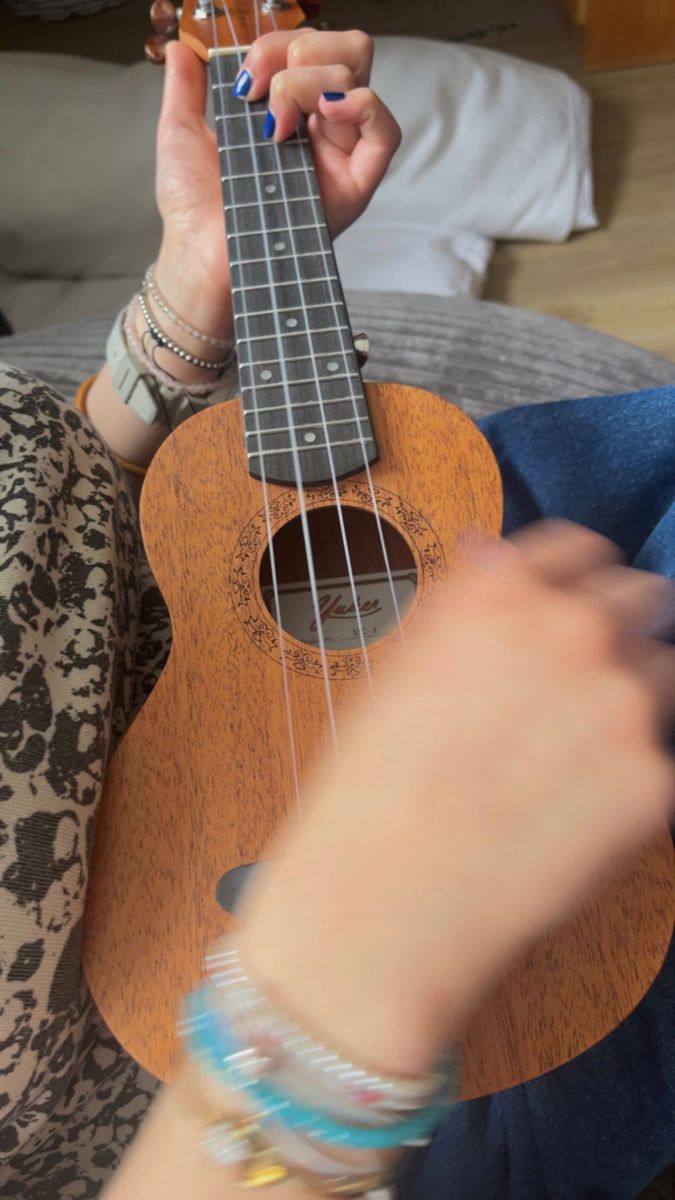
[
  {"x1": 106, "y1": 306, "x2": 237, "y2": 430},
  {"x1": 106, "y1": 306, "x2": 160, "y2": 426}
]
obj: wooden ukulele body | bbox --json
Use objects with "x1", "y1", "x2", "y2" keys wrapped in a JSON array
[{"x1": 82, "y1": 382, "x2": 673, "y2": 1098}]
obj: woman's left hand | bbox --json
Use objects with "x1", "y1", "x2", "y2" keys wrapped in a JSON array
[{"x1": 154, "y1": 30, "x2": 400, "y2": 338}]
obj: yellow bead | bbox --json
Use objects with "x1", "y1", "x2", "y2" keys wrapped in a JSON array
[{"x1": 240, "y1": 1162, "x2": 289, "y2": 1188}]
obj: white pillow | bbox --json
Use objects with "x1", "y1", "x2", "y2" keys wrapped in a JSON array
[
  {"x1": 335, "y1": 225, "x2": 492, "y2": 300},
  {"x1": 361, "y1": 37, "x2": 598, "y2": 243}
]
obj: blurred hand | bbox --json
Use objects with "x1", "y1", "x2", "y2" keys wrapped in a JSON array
[
  {"x1": 240, "y1": 523, "x2": 675, "y2": 1075},
  {"x1": 153, "y1": 30, "x2": 400, "y2": 338}
]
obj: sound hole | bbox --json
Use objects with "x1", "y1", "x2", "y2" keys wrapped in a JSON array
[{"x1": 259, "y1": 505, "x2": 417, "y2": 650}]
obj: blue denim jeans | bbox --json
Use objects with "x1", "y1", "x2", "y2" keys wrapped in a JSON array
[{"x1": 405, "y1": 387, "x2": 675, "y2": 1200}]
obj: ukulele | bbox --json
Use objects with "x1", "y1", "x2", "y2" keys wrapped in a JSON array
[{"x1": 82, "y1": 0, "x2": 673, "y2": 1099}]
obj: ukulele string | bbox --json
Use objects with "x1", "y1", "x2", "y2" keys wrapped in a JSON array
[
  {"x1": 290, "y1": 46, "x2": 408, "y2": 648},
  {"x1": 215, "y1": 3, "x2": 340, "y2": 758},
  {"x1": 264, "y1": 5, "x2": 377, "y2": 685},
  {"x1": 210, "y1": 11, "x2": 303, "y2": 815},
  {"x1": 261, "y1": 6, "x2": 375, "y2": 690},
  {"x1": 266, "y1": 147, "x2": 376, "y2": 689},
  {"x1": 267, "y1": 0, "x2": 405, "y2": 644}
]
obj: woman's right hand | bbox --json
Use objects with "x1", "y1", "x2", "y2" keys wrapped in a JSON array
[{"x1": 239, "y1": 522, "x2": 675, "y2": 1077}]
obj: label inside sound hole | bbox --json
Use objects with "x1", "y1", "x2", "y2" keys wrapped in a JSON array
[{"x1": 261, "y1": 571, "x2": 417, "y2": 649}]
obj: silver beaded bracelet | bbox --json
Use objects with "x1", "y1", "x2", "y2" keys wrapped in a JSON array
[
  {"x1": 144, "y1": 263, "x2": 232, "y2": 350},
  {"x1": 137, "y1": 290, "x2": 231, "y2": 372}
]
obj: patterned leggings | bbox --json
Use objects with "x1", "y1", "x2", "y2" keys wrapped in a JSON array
[{"x1": 0, "y1": 364, "x2": 170, "y2": 1197}]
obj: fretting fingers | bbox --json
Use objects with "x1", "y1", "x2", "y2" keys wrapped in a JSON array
[
  {"x1": 314, "y1": 88, "x2": 402, "y2": 209},
  {"x1": 224, "y1": 28, "x2": 399, "y2": 240},
  {"x1": 265, "y1": 64, "x2": 357, "y2": 142},
  {"x1": 233, "y1": 29, "x2": 374, "y2": 102}
]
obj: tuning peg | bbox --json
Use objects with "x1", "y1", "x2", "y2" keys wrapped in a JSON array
[
  {"x1": 145, "y1": 33, "x2": 170, "y2": 64},
  {"x1": 150, "y1": 0, "x2": 178, "y2": 34}
]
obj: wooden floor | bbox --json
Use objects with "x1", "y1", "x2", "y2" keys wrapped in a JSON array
[{"x1": 4, "y1": 0, "x2": 675, "y2": 362}]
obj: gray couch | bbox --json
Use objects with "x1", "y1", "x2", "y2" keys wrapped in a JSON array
[{"x1": 3, "y1": 292, "x2": 675, "y2": 420}]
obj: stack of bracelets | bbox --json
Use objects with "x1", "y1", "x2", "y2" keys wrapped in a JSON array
[
  {"x1": 131, "y1": 263, "x2": 234, "y2": 387},
  {"x1": 74, "y1": 262, "x2": 236, "y2": 477},
  {"x1": 181, "y1": 937, "x2": 460, "y2": 1196}
]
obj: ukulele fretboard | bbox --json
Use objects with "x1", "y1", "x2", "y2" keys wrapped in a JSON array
[{"x1": 210, "y1": 54, "x2": 377, "y2": 486}]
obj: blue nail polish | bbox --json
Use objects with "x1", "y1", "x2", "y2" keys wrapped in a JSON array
[
  {"x1": 322, "y1": 91, "x2": 346, "y2": 101},
  {"x1": 232, "y1": 69, "x2": 252, "y2": 98},
  {"x1": 263, "y1": 110, "x2": 276, "y2": 139}
]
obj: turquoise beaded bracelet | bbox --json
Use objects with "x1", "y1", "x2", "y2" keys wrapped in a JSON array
[{"x1": 183, "y1": 985, "x2": 451, "y2": 1152}]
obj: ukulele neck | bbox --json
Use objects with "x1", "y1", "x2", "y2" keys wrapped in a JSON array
[{"x1": 210, "y1": 54, "x2": 377, "y2": 486}]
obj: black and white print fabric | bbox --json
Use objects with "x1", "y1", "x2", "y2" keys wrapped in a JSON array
[{"x1": 0, "y1": 365, "x2": 171, "y2": 1198}]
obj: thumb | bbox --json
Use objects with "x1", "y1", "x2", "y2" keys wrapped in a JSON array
[{"x1": 159, "y1": 40, "x2": 208, "y2": 131}]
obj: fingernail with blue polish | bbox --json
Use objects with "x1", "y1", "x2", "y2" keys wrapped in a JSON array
[
  {"x1": 232, "y1": 69, "x2": 252, "y2": 98},
  {"x1": 323, "y1": 91, "x2": 346, "y2": 101},
  {"x1": 263, "y1": 110, "x2": 276, "y2": 139}
]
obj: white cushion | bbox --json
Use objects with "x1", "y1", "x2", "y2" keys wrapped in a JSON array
[{"x1": 361, "y1": 36, "x2": 598, "y2": 243}]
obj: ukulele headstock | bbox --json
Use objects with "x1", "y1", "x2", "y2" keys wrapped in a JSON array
[{"x1": 145, "y1": 0, "x2": 321, "y2": 65}]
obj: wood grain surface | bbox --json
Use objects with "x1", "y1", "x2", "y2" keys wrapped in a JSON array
[{"x1": 82, "y1": 383, "x2": 673, "y2": 1100}]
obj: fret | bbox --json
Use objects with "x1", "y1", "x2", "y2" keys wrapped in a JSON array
[
  {"x1": 232, "y1": 275, "x2": 339, "y2": 294},
  {"x1": 221, "y1": 140, "x2": 309, "y2": 153},
  {"x1": 215, "y1": 111, "x2": 260, "y2": 121},
  {"x1": 221, "y1": 168, "x2": 311, "y2": 182},
  {"x1": 235, "y1": 301, "x2": 344, "y2": 319},
  {"x1": 249, "y1": 395, "x2": 364, "y2": 415},
  {"x1": 229, "y1": 248, "x2": 333, "y2": 268},
  {"x1": 225, "y1": 195, "x2": 321, "y2": 211},
  {"x1": 240, "y1": 350, "x2": 352, "y2": 369},
  {"x1": 243, "y1": 325, "x2": 350, "y2": 344},
  {"x1": 242, "y1": 371, "x2": 359, "y2": 392},
  {"x1": 248, "y1": 437, "x2": 374, "y2": 460},
  {"x1": 245, "y1": 415, "x2": 370, "y2": 439},
  {"x1": 229, "y1": 222, "x2": 325, "y2": 239}
]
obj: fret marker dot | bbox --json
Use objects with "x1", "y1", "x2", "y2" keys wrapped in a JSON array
[
  {"x1": 304, "y1": 431, "x2": 317, "y2": 443},
  {"x1": 265, "y1": 184, "x2": 277, "y2": 194},
  {"x1": 286, "y1": 318, "x2": 298, "y2": 328},
  {"x1": 260, "y1": 370, "x2": 273, "y2": 381},
  {"x1": 327, "y1": 361, "x2": 339, "y2": 372},
  {"x1": 274, "y1": 241, "x2": 285, "y2": 252}
]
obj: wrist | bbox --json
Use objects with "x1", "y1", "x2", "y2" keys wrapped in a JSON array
[
  {"x1": 86, "y1": 365, "x2": 170, "y2": 470},
  {"x1": 156, "y1": 239, "x2": 234, "y2": 344},
  {"x1": 239, "y1": 823, "x2": 512, "y2": 1082},
  {"x1": 239, "y1": 864, "x2": 450, "y2": 1081}
]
